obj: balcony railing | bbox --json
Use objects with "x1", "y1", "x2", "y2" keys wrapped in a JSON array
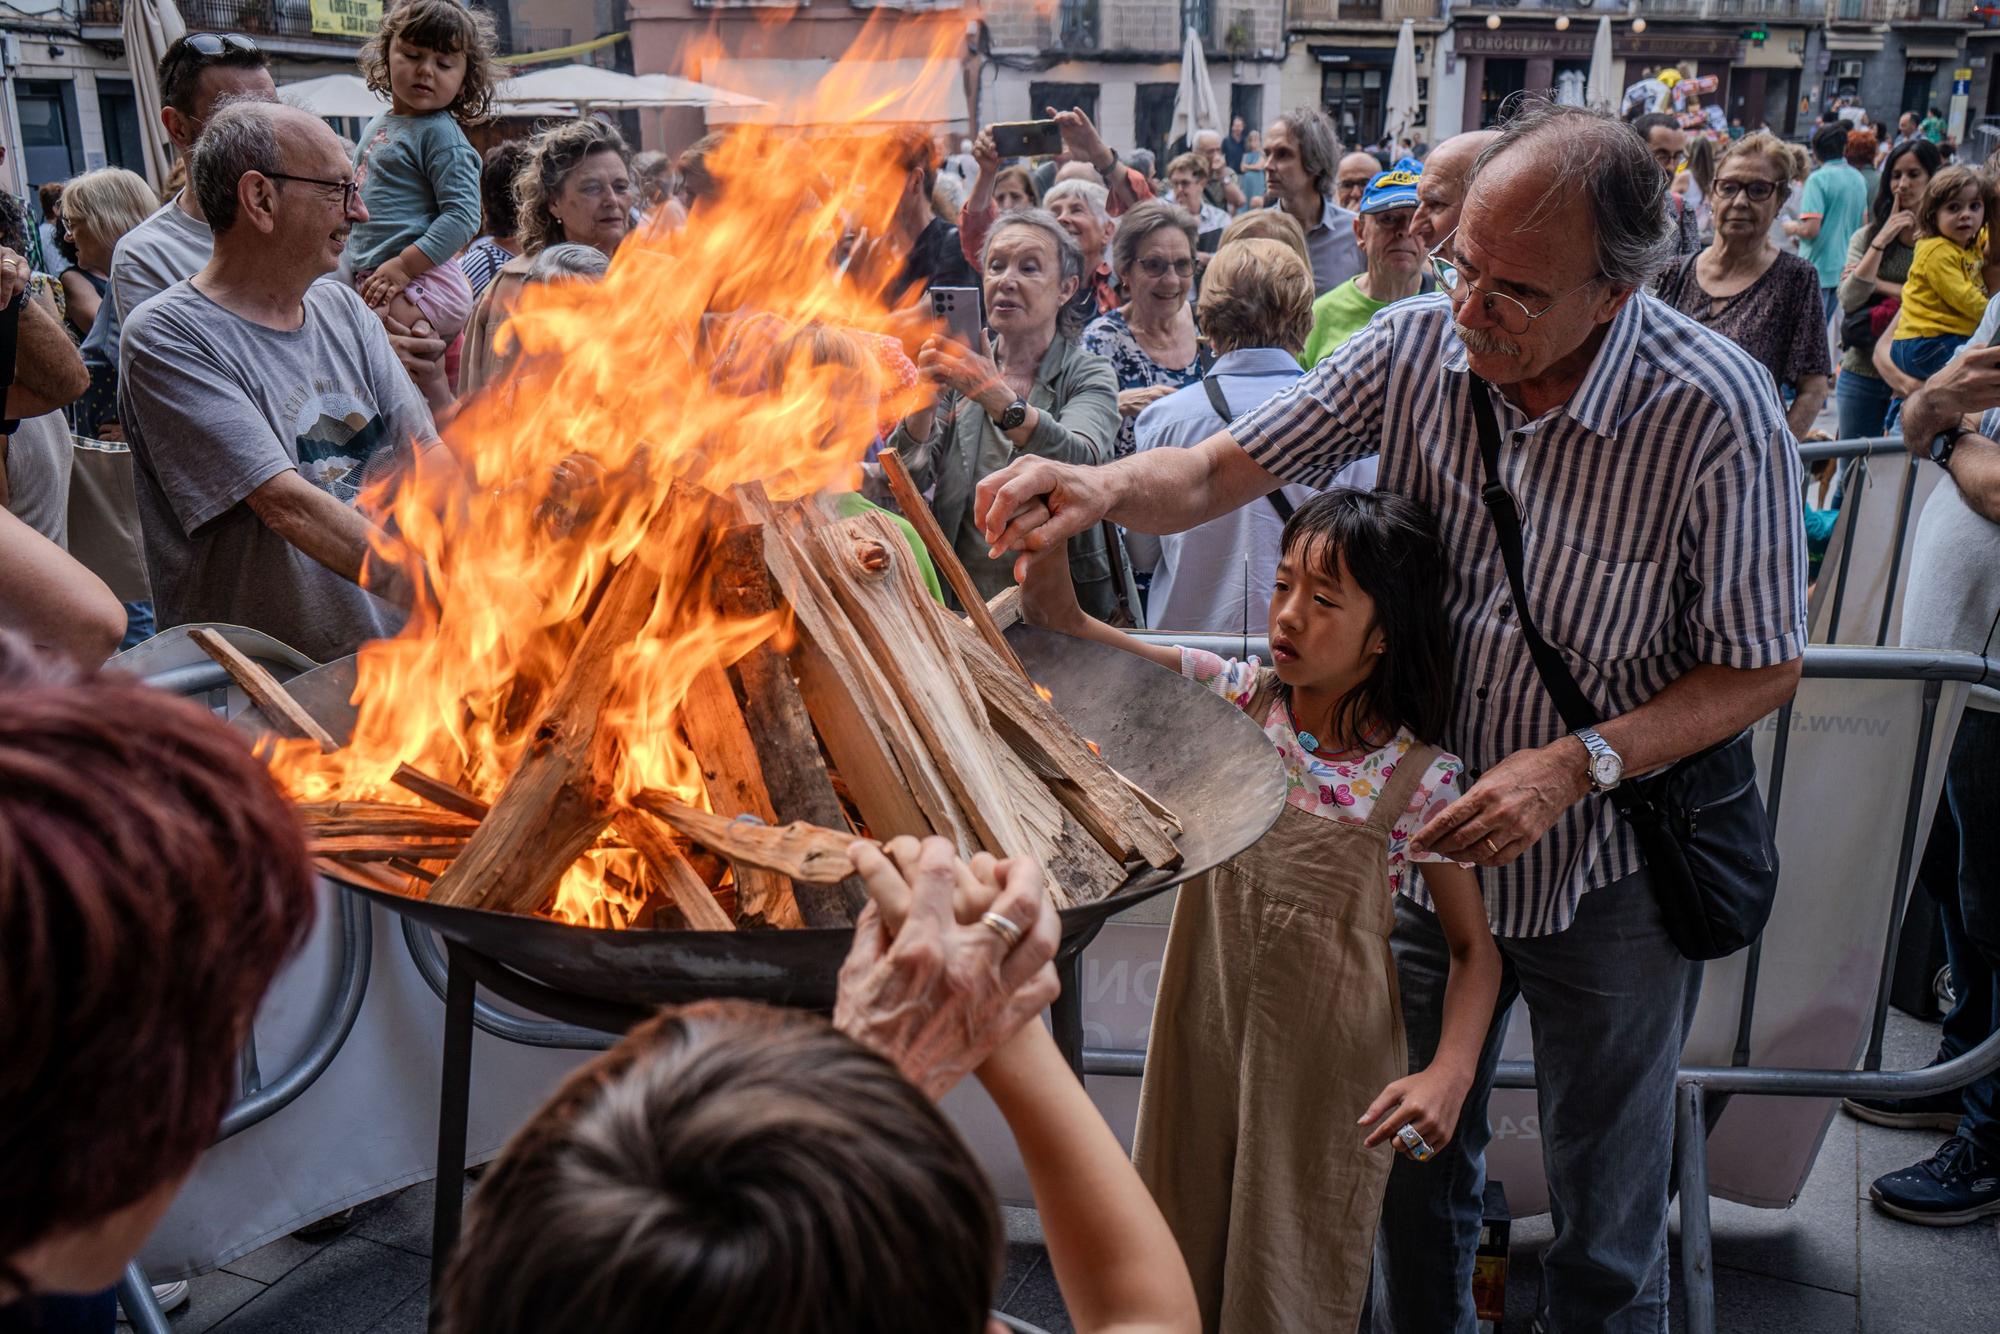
[
  {"x1": 1290, "y1": 0, "x2": 1437, "y2": 24},
  {"x1": 1834, "y1": 0, "x2": 1976, "y2": 19}
]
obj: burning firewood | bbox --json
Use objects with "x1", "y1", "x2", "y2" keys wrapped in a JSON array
[{"x1": 633, "y1": 792, "x2": 864, "y2": 885}]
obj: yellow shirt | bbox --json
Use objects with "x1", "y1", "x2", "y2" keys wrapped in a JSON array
[{"x1": 1895, "y1": 235, "x2": 1989, "y2": 340}]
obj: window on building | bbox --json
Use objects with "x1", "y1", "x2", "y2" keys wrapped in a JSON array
[
  {"x1": 1230, "y1": 83, "x2": 1264, "y2": 139},
  {"x1": 1322, "y1": 62, "x2": 1386, "y2": 145},
  {"x1": 1180, "y1": 0, "x2": 1213, "y2": 43},
  {"x1": 16, "y1": 80, "x2": 82, "y2": 189},
  {"x1": 1479, "y1": 59, "x2": 1526, "y2": 130},
  {"x1": 1030, "y1": 81, "x2": 1098, "y2": 126},
  {"x1": 96, "y1": 79, "x2": 145, "y2": 179},
  {"x1": 1903, "y1": 63, "x2": 1940, "y2": 117},
  {"x1": 1134, "y1": 83, "x2": 1178, "y2": 167},
  {"x1": 1057, "y1": 0, "x2": 1098, "y2": 50}
]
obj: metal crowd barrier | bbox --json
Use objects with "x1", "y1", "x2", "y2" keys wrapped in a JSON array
[
  {"x1": 1097, "y1": 632, "x2": 1997, "y2": 1334},
  {"x1": 113, "y1": 644, "x2": 376, "y2": 1334},
  {"x1": 1800, "y1": 434, "x2": 1924, "y2": 648}
]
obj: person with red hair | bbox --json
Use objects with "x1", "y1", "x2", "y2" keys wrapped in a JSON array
[{"x1": 0, "y1": 634, "x2": 319, "y2": 1330}]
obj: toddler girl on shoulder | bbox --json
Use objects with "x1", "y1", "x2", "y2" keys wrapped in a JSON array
[
  {"x1": 350, "y1": 0, "x2": 500, "y2": 347},
  {"x1": 1021, "y1": 487, "x2": 1501, "y2": 1334},
  {"x1": 1890, "y1": 164, "x2": 1996, "y2": 381}
]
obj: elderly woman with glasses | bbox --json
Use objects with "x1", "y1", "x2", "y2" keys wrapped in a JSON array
[
  {"x1": 1081, "y1": 199, "x2": 1202, "y2": 459},
  {"x1": 1652, "y1": 131, "x2": 1831, "y2": 437}
]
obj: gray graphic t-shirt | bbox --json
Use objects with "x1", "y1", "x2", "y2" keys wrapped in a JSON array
[{"x1": 119, "y1": 279, "x2": 438, "y2": 661}]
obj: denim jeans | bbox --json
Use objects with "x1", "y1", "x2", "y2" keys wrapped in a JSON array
[
  {"x1": 1835, "y1": 369, "x2": 1896, "y2": 441},
  {"x1": 1372, "y1": 869, "x2": 1702, "y2": 1334},
  {"x1": 1922, "y1": 707, "x2": 2000, "y2": 1158},
  {"x1": 0, "y1": 1289, "x2": 115, "y2": 1333},
  {"x1": 1821, "y1": 285, "x2": 1841, "y2": 329},
  {"x1": 1892, "y1": 333, "x2": 1971, "y2": 383}
]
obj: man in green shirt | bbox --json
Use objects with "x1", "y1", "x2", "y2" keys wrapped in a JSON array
[
  {"x1": 1300, "y1": 159, "x2": 1428, "y2": 367},
  {"x1": 1921, "y1": 105, "x2": 1946, "y2": 143},
  {"x1": 1786, "y1": 123, "x2": 1870, "y2": 325}
]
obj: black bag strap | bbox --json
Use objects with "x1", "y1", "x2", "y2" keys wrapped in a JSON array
[
  {"x1": 1205, "y1": 374, "x2": 1296, "y2": 522},
  {"x1": 1467, "y1": 373, "x2": 1601, "y2": 733},
  {"x1": 0, "y1": 292, "x2": 22, "y2": 436}
]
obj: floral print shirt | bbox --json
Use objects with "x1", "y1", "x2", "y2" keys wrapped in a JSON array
[
  {"x1": 1182, "y1": 648, "x2": 1467, "y2": 897},
  {"x1": 1081, "y1": 307, "x2": 1202, "y2": 458}
]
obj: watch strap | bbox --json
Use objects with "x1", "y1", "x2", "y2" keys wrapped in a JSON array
[{"x1": 1930, "y1": 426, "x2": 1966, "y2": 469}]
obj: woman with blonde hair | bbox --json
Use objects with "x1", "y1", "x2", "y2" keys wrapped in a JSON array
[{"x1": 53, "y1": 167, "x2": 155, "y2": 338}]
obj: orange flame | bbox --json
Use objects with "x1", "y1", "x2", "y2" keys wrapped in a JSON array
[{"x1": 269, "y1": 16, "x2": 970, "y2": 927}]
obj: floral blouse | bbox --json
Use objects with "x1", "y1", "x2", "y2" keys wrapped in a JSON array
[
  {"x1": 1081, "y1": 307, "x2": 1202, "y2": 458},
  {"x1": 1182, "y1": 648, "x2": 1467, "y2": 897}
]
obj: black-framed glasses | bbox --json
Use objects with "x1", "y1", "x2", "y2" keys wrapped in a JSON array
[
  {"x1": 1426, "y1": 229, "x2": 1599, "y2": 337},
  {"x1": 1135, "y1": 256, "x2": 1194, "y2": 278},
  {"x1": 180, "y1": 32, "x2": 259, "y2": 57},
  {"x1": 1712, "y1": 178, "x2": 1779, "y2": 203},
  {"x1": 263, "y1": 172, "x2": 360, "y2": 210}
]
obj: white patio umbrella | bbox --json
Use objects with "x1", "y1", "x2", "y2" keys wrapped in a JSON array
[
  {"x1": 1383, "y1": 19, "x2": 1420, "y2": 147},
  {"x1": 123, "y1": 0, "x2": 185, "y2": 190},
  {"x1": 1586, "y1": 16, "x2": 1616, "y2": 111},
  {"x1": 494, "y1": 63, "x2": 656, "y2": 110},
  {"x1": 281, "y1": 74, "x2": 389, "y2": 121},
  {"x1": 631, "y1": 73, "x2": 765, "y2": 111},
  {"x1": 1170, "y1": 27, "x2": 1221, "y2": 149}
]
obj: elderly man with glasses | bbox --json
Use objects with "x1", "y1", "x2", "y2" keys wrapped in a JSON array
[
  {"x1": 1301, "y1": 158, "x2": 1430, "y2": 368},
  {"x1": 974, "y1": 98, "x2": 1806, "y2": 1333},
  {"x1": 119, "y1": 101, "x2": 445, "y2": 663}
]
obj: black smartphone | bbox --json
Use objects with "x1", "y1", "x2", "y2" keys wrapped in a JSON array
[
  {"x1": 930, "y1": 286, "x2": 984, "y2": 347},
  {"x1": 990, "y1": 119, "x2": 1063, "y2": 158}
]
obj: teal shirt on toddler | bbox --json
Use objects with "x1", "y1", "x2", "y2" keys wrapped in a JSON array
[{"x1": 347, "y1": 111, "x2": 482, "y2": 273}]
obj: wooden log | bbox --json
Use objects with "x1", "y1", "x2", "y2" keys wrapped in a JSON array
[
  {"x1": 807, "y1": 509, "x2": 1032, "y2": 862},
  {"x1": 634, "y1": 792, "x2": 864, "y2": 885},
  {"x1": 390, "y1": 763, "x2": 490, "y2": 819},
  {"x1": 983, "y1": 586, "x2": 1023, "y2": 633},
  {"x1": 713, "y1": 525, "x2": 864, "y2": 925},
  {"x1": 878, "y1": 448, "x2": 1028, "y2": 680},
  {"x1": 611, "y1": 810, "x2": 735, "y2": 931},
  {"x1": 938, "y1": 612, "x2": 1182, "y2": 869},
  {"x1": 737, "y1": 487, "x2": 970, "y2": 848},
  {"x1": 189, "y1": 627, "x2": 338, "y2": 752},
  {"x1": 424, "y1": 503, "x2": 680, "y2": 914},
  {"x1": 295, "y1": 801, "x2": 480, "y2": 840},
  {"x1": 679, "y1": 660, "x2": 804, "y2": 929},
  {"x1": 310, "y1": 837, "x2": 468, "y2": 861}
]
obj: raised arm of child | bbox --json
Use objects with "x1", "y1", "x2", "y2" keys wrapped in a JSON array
[
  {"x1": 1358, "y1": 860, "x2": 1501, "y2": 1154},
  {"x1": 1017, "y1": 542, "x2": 1181, "y2": 672}
]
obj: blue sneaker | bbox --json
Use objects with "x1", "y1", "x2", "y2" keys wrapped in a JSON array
[{"x1": 1869, "y1": 1136, "x2": 2000, "y2": 1227}]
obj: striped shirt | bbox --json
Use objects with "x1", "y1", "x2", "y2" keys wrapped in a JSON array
[{"x1": 1232, "y1": 291, "x2": 1807, "y2": 937}]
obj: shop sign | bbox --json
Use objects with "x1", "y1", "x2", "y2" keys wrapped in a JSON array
[{"x1": 311, "y1": 0, "x2": 381, "y2": 39}]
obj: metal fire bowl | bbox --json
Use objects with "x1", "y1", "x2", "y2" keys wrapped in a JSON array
[{"x1": 278, "y1": 625, "x2": 1285, "y2": 1008}]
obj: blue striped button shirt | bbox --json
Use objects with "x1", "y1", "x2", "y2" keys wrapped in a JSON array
[{"x1": 1231, "y1": 291, "x2": 1807, "y2": 937}]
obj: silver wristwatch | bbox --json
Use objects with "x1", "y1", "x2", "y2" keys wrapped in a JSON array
[{"x1": 1573, "y1": 727, "x2": 1624, "y2": 792}]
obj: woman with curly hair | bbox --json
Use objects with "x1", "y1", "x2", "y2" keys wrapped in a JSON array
[
  {"x1": 457, "y1": 118, "x2": 633, "y2": 396},
  {"x1": 349, "y1": 0, "x2": 503, "y2": 345}
]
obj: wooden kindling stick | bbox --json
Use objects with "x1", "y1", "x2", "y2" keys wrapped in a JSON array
[
  {"x1": 877, "y1": 448, "x2": 1030, "y2": 681},
  {"x1": 189, "y1": 627, "x2": 338, "y2": 752},
  {"x1": 633, "y1": 790, "x2": 866, "y2": 886}
]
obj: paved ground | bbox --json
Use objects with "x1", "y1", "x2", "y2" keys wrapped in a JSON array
[{"x1": 144, "y1": 1011, "x2": 1996, "y2": 1333}]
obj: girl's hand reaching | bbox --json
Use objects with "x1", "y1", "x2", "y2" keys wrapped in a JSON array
[
  {"x1": 362, "y1": 258, "x2": 414, "y2": 309},
  {"x1": 1358, "y1": 1065, "x2": 1472, "y2": 1159},
  {"x1": 1018, "y1": 543, "x2": 1084, "y2": 635}
]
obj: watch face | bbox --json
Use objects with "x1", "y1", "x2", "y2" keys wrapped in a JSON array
[{"x1": 1593, "y1": 752, "x2": 1623, "y2": 786}]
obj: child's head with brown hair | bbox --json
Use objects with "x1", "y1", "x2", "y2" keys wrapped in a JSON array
[
  {"x1": 359, "y1": 0, "x2": 504, "y2": 125},
  {"x1": 1917, "y1": 163, "x2": 1990, "y2": 246},
  {"x1": 436, "y1": 999, "x2": 1003, "y2": 1334}
]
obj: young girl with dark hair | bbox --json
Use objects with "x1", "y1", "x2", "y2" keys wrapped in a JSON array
[{"x1": 1022, "y1": 487, "x2": 1500, "y2": 1333}]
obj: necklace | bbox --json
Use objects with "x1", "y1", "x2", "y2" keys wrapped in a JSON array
[{"x1": 1285, "y1": 696, "x2": 1350, "y2": 761}]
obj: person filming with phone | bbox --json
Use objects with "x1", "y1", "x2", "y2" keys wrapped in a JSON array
[{"x1": 866, "y1": 209, "x2": 1120, "y2": 618}]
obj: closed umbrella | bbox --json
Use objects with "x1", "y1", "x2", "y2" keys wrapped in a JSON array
[
  {"x1": 123, "y1": 0, "x2": 185, "y2": 191},
  {"x1": 1383, "y1": 18, "x2": 1420, "y2": 148},
  {"x1": 1586, "y1": 16, "x2": 1616, "y2": 112},
  {"x1": 1171, "y1": 27, "x2": 1221, "y2": 149}
]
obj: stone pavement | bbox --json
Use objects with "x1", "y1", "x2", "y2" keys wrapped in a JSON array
[{"x1": 144, "y1": 1014, "x2": 1996, "y2": 1333}]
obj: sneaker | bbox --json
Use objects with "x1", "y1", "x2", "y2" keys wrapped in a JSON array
[
  {"x1": 1844, "y1": 1083, "x2": 1965, "y2": 1131},
  {"x1": 1869, "y1": 1135, "x2": 2000, "y2": 1226},
  {"x1": 116, "y1": 1280, "x2": 189, "y2": 1322}
]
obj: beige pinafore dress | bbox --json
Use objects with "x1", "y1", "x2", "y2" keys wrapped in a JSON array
[{"x1": 1132, "y1": 673, "x2": 1435, "y2": 1334}]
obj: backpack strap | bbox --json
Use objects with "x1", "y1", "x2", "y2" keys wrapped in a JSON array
[{"x1": 1205, "y1": 374, "x2": 1296, "y2": 522}]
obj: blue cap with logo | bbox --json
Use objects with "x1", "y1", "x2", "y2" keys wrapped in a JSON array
[{"x1": 1359, "y1": 156, "x2": 1423, "y2": 215}]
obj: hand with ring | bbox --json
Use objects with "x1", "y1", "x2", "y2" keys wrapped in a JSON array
[
  {"x1": 833, "y1": 835, "x2": 1061, "y2": 1099},
  {"x1": 1359, "y1": 1064, "x2": 1470, "y2": 1162},
  {"x1": 0, "y1": 247, "x2": 28, "y2": 308}
]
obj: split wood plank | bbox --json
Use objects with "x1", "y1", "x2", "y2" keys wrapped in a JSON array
[
  {"x1": 390, "y1": 764, "x2": 491, "y2": 820},
  {"x1": 713, "y1": 524, "x2": 865, "y2": 925},
  {"x1": 808, "y1": 509, "x2": 1032, "y2": 862},
  {"x1": 611, "y1": 810, "x2": 735, "y2": 931},
  {"x1": 938, "y1": 612, "x2": 1182, "y2": 869},
  {"x1": 189, "y1": 628, "x2": 338, "y2": 752},
  {"x1": 736, "y1": 486, "x2": 971, "y2": 850},
  {"x1": 679, "y1": 660, "x2": 804, "y2": 929},
  {"x1": 878, "y1": 448, "x2": 1028, "y2": 679},
  {"x1": 635, "y1": 792, "x2": 863, "y2": 886},
  {"x1": 983, "y1": 586, "x2": 1023, "y2": 633},
  {"x1": 425, "y1": 503, "x2": 682, "y2": 914},
  {"x1": 295, "y1": 802, "x2": 481, "y2": 840},
  {"x1": 310, "y1": 837, "x2": 467, "y2": 861}
]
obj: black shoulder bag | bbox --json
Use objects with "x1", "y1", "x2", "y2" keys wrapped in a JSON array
[
  {"x1": 1467, "y1": 375, "x2": 1779, "y2": 960},
  {"x1": 1204, "y1": 376, "x2": 1296, "y2": 521}
]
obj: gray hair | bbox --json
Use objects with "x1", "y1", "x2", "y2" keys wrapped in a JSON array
[
  {"x1": 1126, "y1": 148, "x2": 1157, "y2": 181},
  {"x1": 981, "y1": 207, "x2": 1088, "y2": 339},
  {"x1": 190, "y1": 101, "x2": 283, "y2": 234},
  {"x1": 1192, "y1": 128, "x2": 1222, "y2": 151},
  {"x1": 1110, "y1": 199, "x2": 1198, "y2": 284},
  {"x1": 1273, "y1": 107, "x2": 1340, "y2": 197},
  {"x1": 1472, "y1": 97, "x2": 1673, "y2": 291},
  {"x1": 528, "y1": 242, "x2": 610, "y2": 283},
  {"x1": 1042, "y1": 178, "x2": 1110, "y2": 230}
]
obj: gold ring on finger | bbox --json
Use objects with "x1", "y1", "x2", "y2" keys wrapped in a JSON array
[{"x1": 977, "y1": 910, "x2": 1024, "y2": 950}]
